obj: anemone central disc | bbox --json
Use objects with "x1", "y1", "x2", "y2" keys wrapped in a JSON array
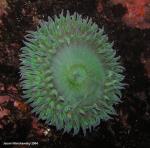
[{"x1": 52, "y1": 44, "x2": 105, "y2": 102}]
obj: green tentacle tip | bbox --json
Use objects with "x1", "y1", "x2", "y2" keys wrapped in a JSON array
[{"x1": 20, "y1": 11, "x2": 125, "y2": 135}]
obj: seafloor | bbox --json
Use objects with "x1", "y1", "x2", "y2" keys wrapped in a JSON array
[{"x1": 0, "y1": 0, "x2": 150, "y2": 148}]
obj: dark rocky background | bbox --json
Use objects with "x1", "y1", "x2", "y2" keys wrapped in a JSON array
[{"x1": 0, "y1": 0, "x2": 150, "y2": 147}]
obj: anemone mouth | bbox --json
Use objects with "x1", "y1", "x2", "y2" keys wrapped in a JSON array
[
  {"x1": 20, "y1": 11, "x2": 125, "y2": 135},
  {"x1": 68, "y1": 64, "x2": 87, "y2": 85}
]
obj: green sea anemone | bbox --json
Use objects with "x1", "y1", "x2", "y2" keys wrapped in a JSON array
[{"x1": 20, "y1": 11, "x2": 124, "y2": 135}]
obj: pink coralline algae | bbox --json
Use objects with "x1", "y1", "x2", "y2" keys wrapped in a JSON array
[
  {"x1": 0, "y1": 0, "x2": 8, "y2": 17},
  {"x1": 111, "y1": 0, "x2": 150, "y2": 29}
]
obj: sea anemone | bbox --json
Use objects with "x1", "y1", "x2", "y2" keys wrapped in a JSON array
[{"x1": 20, "y1": 11, "x2": 124, "y2": 135}]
